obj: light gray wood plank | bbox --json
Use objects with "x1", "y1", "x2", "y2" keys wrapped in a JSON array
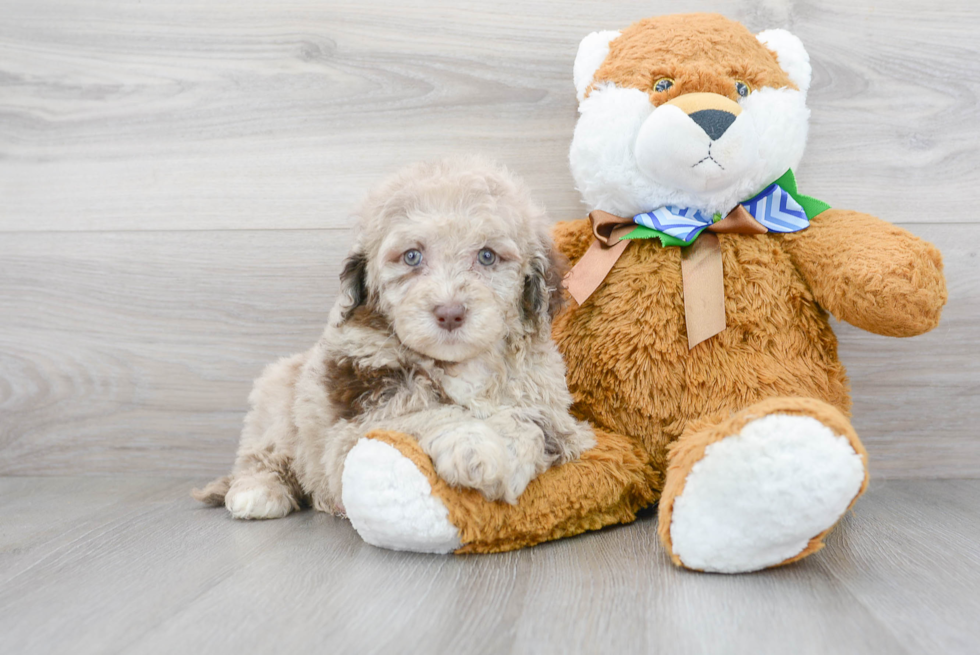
[
  {"x1": 509, "y1": 520, "x2": 908, "y2": 655},
  {"x1": 2, "y1": 477, "x2": 978, "y2": 654},
  {"x1": 0, "y1": 229, "x2": 346, "y2": 475},
  {"x1": 0, "y1": 477, "x2": 189, "y2": 588},
  {"x1": 0, "y1": 477, "x2": 325, "y2": 655},
  {"x1": 1, "y1": 0, "x2": 978, "y2": 231},
  {"x1": 0, "y1": 223, "x2": 976, "y2": 477},
  {"x1": 817, "y1": 479, "x2": 980, "y2": 654},
  {"x1": 129, "y1": 525, "x2": 535, "y2": 655}
]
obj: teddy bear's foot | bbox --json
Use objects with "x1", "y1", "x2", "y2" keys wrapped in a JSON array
[
  {"x1": 342, "y1": 437, "x2": 462, "y2": 553},
  {"x1": 341, "y1": 428, "x2": 657, "y2": 554},
  {"x1": 660, "y1": 398, "x2": 868, "y2": 574}
]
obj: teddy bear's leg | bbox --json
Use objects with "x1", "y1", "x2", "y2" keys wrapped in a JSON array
[
  {"x1": 658, "y1": 397, "x2": 869, "y2": 573},
  {"x1": 341, "y1": 427, "x2": 658, "y2": 554}
]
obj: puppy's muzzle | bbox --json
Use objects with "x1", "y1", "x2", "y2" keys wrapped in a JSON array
[
  {"x1": 434, "y1": 303, "x2": 466, "y2": 332},
  {"x1": 667, "y1": 93, "x2": 742, "y2": 141}
]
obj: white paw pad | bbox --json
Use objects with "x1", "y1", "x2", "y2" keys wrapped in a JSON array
[
  {"x1": 670, "y1": 414, "x2": 865, "y2": 573},
  {"x1": 342, "y1": 439, "x2": 461, "y2": 554},
  {"x1": 226, "y1": 485, "x2": 293, "y2": 520}
]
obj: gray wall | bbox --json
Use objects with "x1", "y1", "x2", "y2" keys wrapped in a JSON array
[{"x1": 1, "y1": 0, "x2": 977, "y2": 478}]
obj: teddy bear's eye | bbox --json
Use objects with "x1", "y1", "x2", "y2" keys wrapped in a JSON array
[
  {"x1": 735, "y1": 81, "x2": 751, "y2": 98},
  {"x1": 403, "y1": 249, "x2": 423, "y2": 266},
  {"x1": 654, "y1": 78, "x2": 674, "y2": 93}
]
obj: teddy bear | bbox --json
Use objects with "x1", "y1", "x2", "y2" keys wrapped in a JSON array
[{"x1": 338, "y1": 12, "x2": 948, "y2": 573}]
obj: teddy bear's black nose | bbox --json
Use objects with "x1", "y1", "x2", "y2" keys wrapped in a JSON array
[{"x1": 689, "y1": 109, "x2": 737, "y2": 140}]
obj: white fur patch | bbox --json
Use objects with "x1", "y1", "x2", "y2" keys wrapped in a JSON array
[
  {"x1": 573, "y1": 30, "x2": 621, "y2": 102},
  {"x1": 757, "y1": 29, "x2": 812, "y2": 95},
  {"x1": 226, "y1": 486, "x2": 293, "y2": 520},
  {"x1": 569, "y1": 84, "x2": 655, "y2": 217},
  {"x1": 570, "y1": 83, "x2": 809, "y2": 217},
  {"x1": 439, "y1": 357, "x2": 494, "y2": 407},
  {"x1": 342, "y1": 438, "x2": 461, "y2": 554},
  {"x1": 669, "y1": 414, "x2": 865, "y2": 573}
]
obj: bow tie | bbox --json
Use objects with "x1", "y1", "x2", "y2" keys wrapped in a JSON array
[
  {"x1": 563, "y1": 169, "x2": 829, "y2": 349},
  {"x1": 632, "y1": 179, "x2": 811, "y2": 246}
]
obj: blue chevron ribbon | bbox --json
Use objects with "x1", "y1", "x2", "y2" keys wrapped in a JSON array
[
  {"x1": 633, "y1": 206, "x2": 718, "y2": 244},
  {"x1": 632, "y1": 179, "x2": 811, "y2": 246},
  {"x1": 741, "y1": 182, "x2": 810, "y2": 232}
]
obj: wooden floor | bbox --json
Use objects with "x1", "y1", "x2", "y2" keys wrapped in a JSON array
[
  {"x1": 0, "y1": 477, "x2": 977, "y2": 654},
  {"x1": 2, "y1": 0, "x2": 980, "y2": 653}
]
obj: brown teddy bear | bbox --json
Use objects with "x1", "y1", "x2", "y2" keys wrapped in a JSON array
[{"x1": 339, "y1": 13, "x2": 948, "y2": 572}]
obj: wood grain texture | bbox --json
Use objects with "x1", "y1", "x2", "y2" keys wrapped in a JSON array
[
  {"x1": 0, "y1": 0, "x2": 978, "y2": 477},
  {"x1": 0, "y1": 477, "x2": 977, "y2": 654},
  {"x1": 2, "y1": 2, "x2": 977, "y2": 651},
  {"x1": 0, "y1": 229, "x2": 342, "y2": 475},
  {"x1": 1, "y1": 0, "x2": 979, "y2": 231},
  {"x1": 0, "y1": 223, "x2": 977, "y2": 477},
  {"x1": 817, "y1": 479, "x2": 980, "y2": 654}
]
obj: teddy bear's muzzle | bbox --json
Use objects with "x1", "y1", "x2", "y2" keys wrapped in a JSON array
[{"x1": 665, "y1": 92, "x2": 743, "y2": 141}]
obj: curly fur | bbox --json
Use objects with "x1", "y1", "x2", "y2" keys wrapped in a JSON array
[
  {"x1": 332, "y1": 15, "x2": 947, "y2": 568},
  {"x1": 193, "y1": 157, "x2": 594, "y2": 517}
]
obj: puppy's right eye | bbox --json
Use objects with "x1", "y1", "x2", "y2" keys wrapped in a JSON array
[
  {"x1": 654, "y1": 78, "x2": 674, "y2": 93},
  {"x1": 403, "y1": 249, "x2": 423, "y2": 266},
  {"x1": 477, "y1": 248, "x2": 497, "y2": 266}
]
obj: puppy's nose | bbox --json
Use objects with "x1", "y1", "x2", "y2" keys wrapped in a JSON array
[
  {"x1": 433, "y1": 303, "x2": 466, "y2": 331},
  {"x1": 688, "y1": 109, "x2": 737, "y2": 140}
]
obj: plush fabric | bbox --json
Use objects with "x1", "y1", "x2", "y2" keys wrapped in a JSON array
[
  {"x1": 589, "y1": 13, "x2": 797, "y2": 101},
  {"x1": 657, "y1": 397, "x2": 869, "y2": 571},
  {"x1": 344, "y1": 13, "x2": 947, "y2": 572},
  {"x1": 361, "y1": 428, "x2": 657, "y2": 554}
]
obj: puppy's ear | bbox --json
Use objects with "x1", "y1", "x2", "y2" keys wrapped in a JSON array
[
  {"x1": 338, "y1": 251, "x2": 368, "y2": 322},
  {"x1": 521, "y1": 246, "x2": 568, "y2": 332}
]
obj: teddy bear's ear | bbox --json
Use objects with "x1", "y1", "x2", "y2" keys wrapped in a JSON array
[
  {"x1": 756, "y1": 29, "x2": 811, "y2": 95},
  {"x1": 573, "y1": 30, "x2": 621, "y2": 102}
]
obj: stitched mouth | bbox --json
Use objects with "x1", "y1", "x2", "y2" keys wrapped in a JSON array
[{"x1": 692, "y1": 143, "x2": 725, "y2": 170}]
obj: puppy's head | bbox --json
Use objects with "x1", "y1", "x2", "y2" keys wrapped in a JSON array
[{"x1": 336, "y1": 157, "x2": 563, "y2": 363}]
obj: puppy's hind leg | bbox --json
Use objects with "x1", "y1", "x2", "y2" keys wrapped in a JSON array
[
  {"x1": 194, "y1": 352, "x2": 308, "y2": 520},
  {"x1": 196, "y1": 445, "x2": 304, "y2": 520},
  {"x1": 224, "y1": 456, "x2": 302, "y2": 521}
]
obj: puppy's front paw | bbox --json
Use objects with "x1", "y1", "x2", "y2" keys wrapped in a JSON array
[{"x1": 427, "y1": 421, "x2": 528, "y2": 504}]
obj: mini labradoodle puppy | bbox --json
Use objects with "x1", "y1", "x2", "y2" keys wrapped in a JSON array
[{"x1": 194, "y1": 158, "x2": 595, "y2": 519}]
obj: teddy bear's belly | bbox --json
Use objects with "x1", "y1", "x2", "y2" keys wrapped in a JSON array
[{"x1": 554, "y1": 234, "x2": 850, "y2": 468}]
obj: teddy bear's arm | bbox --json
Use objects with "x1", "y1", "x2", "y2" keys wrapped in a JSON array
[{"x1": 776, "y1": 208, "x2": 947, "y2": 337}]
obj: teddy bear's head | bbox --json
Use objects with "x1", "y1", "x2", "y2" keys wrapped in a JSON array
[{"x1": 569, "y1": 13, "x2": 812, "y2": 217}]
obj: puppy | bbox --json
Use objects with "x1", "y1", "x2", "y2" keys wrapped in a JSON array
[{"x1": 193, "y1": 157, "x2": 595, "y2": 519}]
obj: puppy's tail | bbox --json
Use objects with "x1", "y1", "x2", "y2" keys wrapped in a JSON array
[{"x1": 191, "y1": 475, "x2": 231, "y2": 506}]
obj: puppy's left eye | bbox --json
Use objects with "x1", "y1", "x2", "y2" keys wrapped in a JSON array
[
  {"x1": 477, "y1": 248, "x2": 497, "y2": 266},
  {"x1": 403, "y1": 249, "x2": 423, "y2": 266},
  {"x1": 735, "y1": 81, "x2": 751, "y2": 98}
]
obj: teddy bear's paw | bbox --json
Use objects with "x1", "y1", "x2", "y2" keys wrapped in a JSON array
[
  {"x1": 342, "y1": 438, "x2": 461, "y2": 554},
  {"x1": 225, "y1": 478, "x2": 295, "y2": 520},
  {"x1": 669, "y1": 414, "x2": 865, "y2": 573}
]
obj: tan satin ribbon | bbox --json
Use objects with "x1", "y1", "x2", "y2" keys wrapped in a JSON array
[{"x1": 563, "y1": 205, "x2": 768, "y2": 349}]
